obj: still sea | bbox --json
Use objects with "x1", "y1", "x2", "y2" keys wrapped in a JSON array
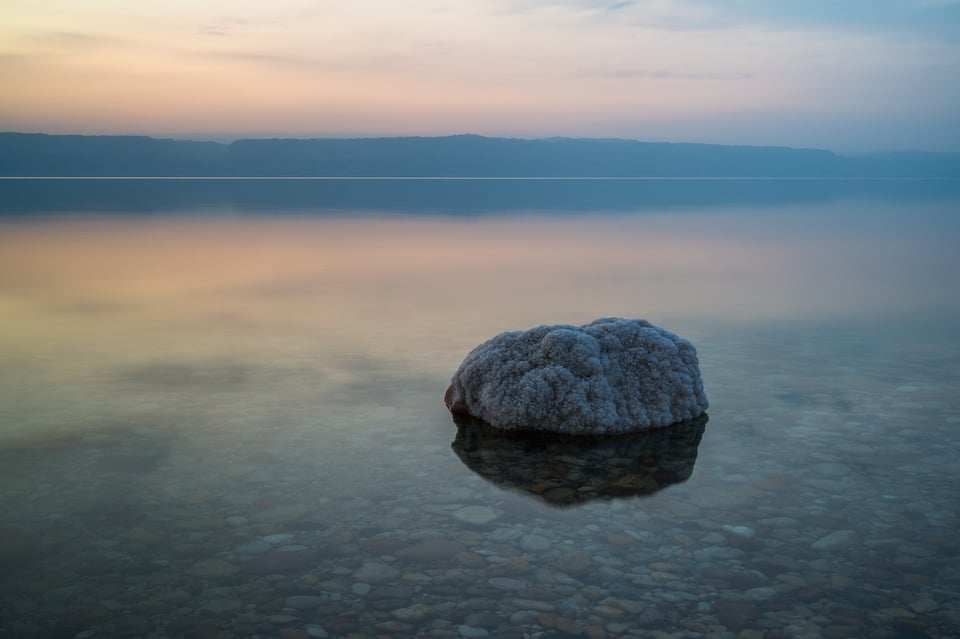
[{"x1": 1, "y1": 178, "x2": 958, "y2": 639}]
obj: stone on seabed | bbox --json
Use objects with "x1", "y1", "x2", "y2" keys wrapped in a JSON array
[{"x1": 445, "y1": 317, "x2": 708, "y2": 434}]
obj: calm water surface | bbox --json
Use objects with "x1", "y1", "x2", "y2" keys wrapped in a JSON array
[{"x1": 1, "y1": 179, "x2": 958, "y2": 639}]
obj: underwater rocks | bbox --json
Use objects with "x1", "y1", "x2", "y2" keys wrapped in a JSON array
[{"x1": 445, "y1": 317, "x2": 708, "y2": 433}]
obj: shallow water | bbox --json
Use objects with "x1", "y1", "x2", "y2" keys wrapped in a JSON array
[{"x1": 1, "y1": 179, "x2": 958, "y2": 639}]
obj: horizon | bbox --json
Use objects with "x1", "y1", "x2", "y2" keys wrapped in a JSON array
[
  {"x1": 2, "y1": 2, "x2": 959, "y2": 154},
  {"x1": 5, "y1": 130, "x2": 960, "y2": 157}
]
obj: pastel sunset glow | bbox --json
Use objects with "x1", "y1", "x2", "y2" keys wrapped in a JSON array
[{"x1": 2, "y1": 0, "x2": 959, "y2": 150}]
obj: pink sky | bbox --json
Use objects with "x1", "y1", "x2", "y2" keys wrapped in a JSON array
[{"x1": 2, "y1": 1, "x2": 958, "y2": 151}]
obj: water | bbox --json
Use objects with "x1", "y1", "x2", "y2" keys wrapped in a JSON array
[{"x1": 1, "y1": 178, "x2": 958, "y2": 638}]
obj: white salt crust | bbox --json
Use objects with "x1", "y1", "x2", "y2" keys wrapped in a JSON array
[{"x1": 446, "y1": 317, "x2": 708, "y2": 434}]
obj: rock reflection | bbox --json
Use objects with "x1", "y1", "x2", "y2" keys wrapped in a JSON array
[{"x1": 451, "y1": 414, "x2": 707, "y2": 507}]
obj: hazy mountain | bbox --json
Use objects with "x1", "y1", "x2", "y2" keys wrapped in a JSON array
[
  {"x1": 0, "y1": 133, "x2": 225, "y2": 177},
  {"x1": 1, "y1": 132, "x2": 958, "y2": 177}
]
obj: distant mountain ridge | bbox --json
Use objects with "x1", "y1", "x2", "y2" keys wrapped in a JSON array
[{"x1": 1, "y1": 132, "x2": 958, "y2": 178}]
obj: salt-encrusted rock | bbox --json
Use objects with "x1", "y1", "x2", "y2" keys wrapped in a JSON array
[{"x1": 445, "y1": 317, "x2": 707, "y2": 434}]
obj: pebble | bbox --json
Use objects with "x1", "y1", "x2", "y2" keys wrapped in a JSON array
[
  {"x1": 811, "y1": 530, "x2": 857, "y2": 550},
  {"x1": 520, "y1": 534, "x2": 551, "y2": 552},
  {"x1": 721, "y1": 524, "x2": 756, "y2": 538},
  {"x1": 489, "y1": 577, "x2": 526, "y2": 590},
  {"x1": 202, "y1": 598, "x2": 243, "y2": 612},
  {"x1": 354, "y1": 561, "x2": 400, "y2": 583},
  {"x1": 390, "y1": 603, "x2": 433, "y2": 622},
  {"x1": 694, "y1": 546, "x2": 745, "y2": 561},
  {"x1": 812, "y1": 462, "x2": 851, "y2": 476},
  {"x1": 509, "y1": 611, "x2": 537, "y2": 624},
  {"x1": 187, "y1": 559, "x2": 238, "y2": 578},
  {"x1": 106, "y1": 616, "x2": 153, "y2": 638},
  {"x1": 451, "y1": 506, "x2": 499, "y2": 525},
  {"x1": 745, "y1": 587, "x2": 778, "y2": 601},
  {"x1": 285, "y1": 595, "x2": 323, "y2": 609},
  {"x1": 910, "y1": 597, "x2": 940, "y2": 613},
  {"x1": 235, "y1": 540, "x2": 272, "y2": 554},
  {"x1": 490, "y1": 527, "x2": 523, "y2": 542},
  {"x1": 396, "y1": 539, "x2": 463, "y2": 561}
]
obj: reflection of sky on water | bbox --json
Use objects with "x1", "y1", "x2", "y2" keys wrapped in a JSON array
[
  {"x1": 1, "y1": 191, "x2": 958, "y2": 449},
  {"x1": 2, "y1": 201, "x2": 957, "y2": 328}
]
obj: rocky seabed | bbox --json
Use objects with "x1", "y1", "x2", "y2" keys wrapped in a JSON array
[{"x1": 2, "y1": 327, "x2": 958, "y2": 639}]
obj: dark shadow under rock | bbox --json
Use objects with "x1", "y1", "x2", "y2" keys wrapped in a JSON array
[{"x1": 450, "y1": 414, "x2": 707, "y2": 508}]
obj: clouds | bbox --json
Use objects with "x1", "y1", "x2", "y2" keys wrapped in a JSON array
[
  {"x1": 617, "y1": 0, "x2": 960, "y2": 36},
  {"x1": 197, "y1": 16, "x2": 251, "y2": 38},
  {"x1": 0, "y1": 0, "x2": 957, "y2": 150},
  {"x1": 580, "y1": 67, "x2": 754, "y2": 81}
]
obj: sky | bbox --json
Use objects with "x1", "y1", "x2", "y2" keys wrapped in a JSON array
[{"x1": 1, "y1": 0, "x2": 959, "y2": 152}]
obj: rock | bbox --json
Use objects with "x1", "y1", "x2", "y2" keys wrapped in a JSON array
[
  {"x1": 721, "y1": 525, "x2": 756, "y2": 538},
  {"x1": 822, "y1": 625, "x2": 860, "y2": 638},
  {"x1": 305, "y1": 625, "x2": 329, "y2": 638},
  {"x1": 451, "y1": 505, "x2": 499, "y2": 525},
  {"x1": 285, "y1": 595, "x2": 323, "y2": 609},
  {"x1": 484, "y1": 558, "x2": 533, "y2": 576},
  {"x1": 812, "y1": 462, "x2": 851, "y2": 476},
  {"x1": 490, "y1": 527, "x2": 524, "y2": 542},
  {"x1": 489, "y1": 577, "x2": 526, "y2": 590},
  {"x1": 391, "y1": 603, "x2": 433, "y2": 622},
  {"x1": 241, "y1": 548, "x2": 317, "y2": 574},
  {"x1": 694, "y1": 546, "x2": 745, "y2": 561},
  {"x1": 811, "y1": 530, "x2": 857, "y2": 550},
  {"x1": 521, "y1": 534, "x2": 551, "y2": 552},
  {"x1": 234, "y1": 540, "x2": 272, "y2": 554},
  {"x1": 353, "y1": 561, "x2": 399, "y2": 583},
  {"x1": 367, "y1": 585, "x2": 414, "y2": 600},
  {"x1": 714, "y1": 601, "x2": 759, "y2": 630},
  {"x1": 593, "y1": 604, "x2": 627, "y2": 618},
  {"x1": 509, "y1": 611, "x2": 537, "y2": 624},
  {"x1": 203, "y1": 598, "x2": 243, "y2": 613},
  {"x1": 106, "y1": 615, "x2": 154, "y2": 638},
  {"x1": 744, "y1": 587, "x2": 778, "y2": 601},
  {"x1": 187, "y1": 558, "x2": 238, "y2": 578},
  {"x1": 511, "y1": 598, "x2": 556, "y2": 611},
  {"x1": 250, "y1": 504, "x2": 316, "y2": 523},
  {"x1": 395, "y1": 539, "x2": 463, "y2": 561},
  {"x1": 445, "y1": 317, "x2": 708, "y2": 433},
  {"x1": 910, "y1": 597, "x2": 940, "y2": 613}
]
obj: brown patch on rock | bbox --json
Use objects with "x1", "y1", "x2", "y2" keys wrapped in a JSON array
[{"x1": 444, "y1": 385, "x2": 466, "y2": 413}]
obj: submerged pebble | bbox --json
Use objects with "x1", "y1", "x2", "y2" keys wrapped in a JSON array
[{"x1": 1, "y1": 322, "x2": 957, "y2": 639}]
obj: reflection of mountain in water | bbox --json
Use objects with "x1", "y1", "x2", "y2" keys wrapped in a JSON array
[
  {"x1": 3, "y1": 178, "x2": 959, "y2": 216},
  {"x1": 450, "y1": 414, "x2": 707, "y2": 507}
]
